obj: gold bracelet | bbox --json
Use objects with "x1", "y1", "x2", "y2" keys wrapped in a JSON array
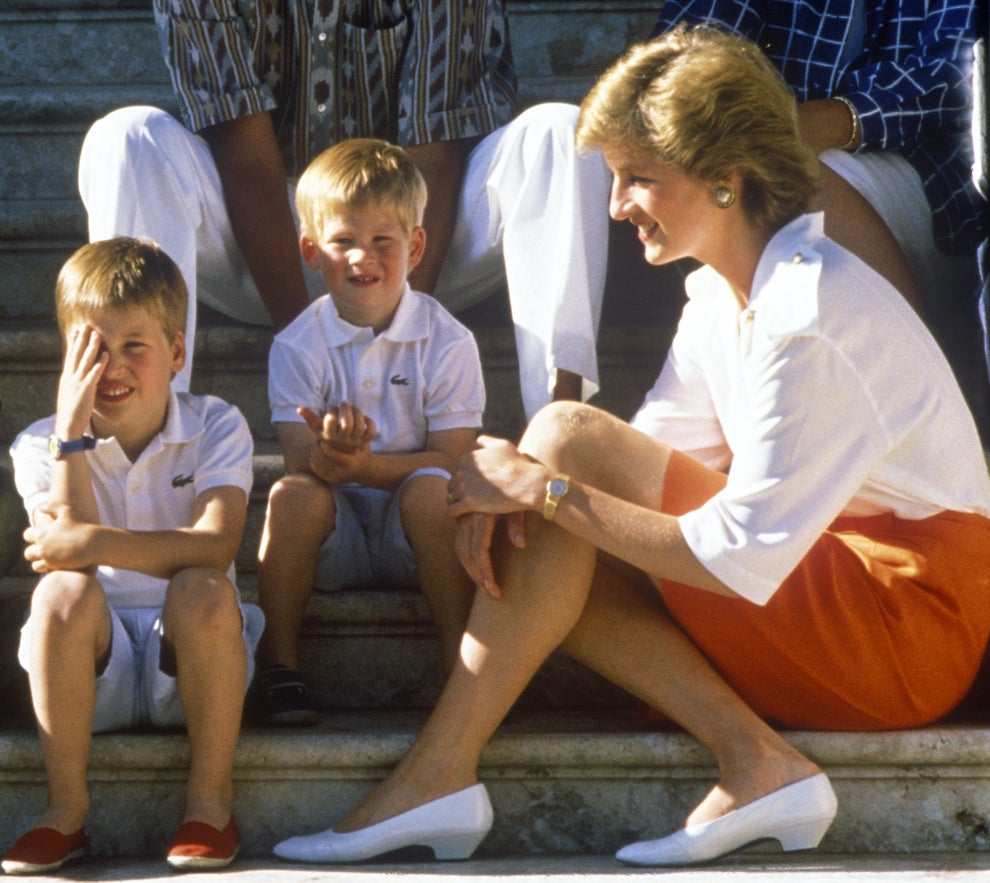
[{"x1": 835, "y1": 95, "x2": 860, "y2": 152}]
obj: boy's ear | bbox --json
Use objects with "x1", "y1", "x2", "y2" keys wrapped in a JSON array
[
  {"x1": 169, "y1": 331, "x2": 187, "y2": 377},
  {"x1": 406, "y1": 226, "x2": 427, "y2": 271},
  {"x1": 300, "y1": 235, "x2": 320, "y2": 270}
]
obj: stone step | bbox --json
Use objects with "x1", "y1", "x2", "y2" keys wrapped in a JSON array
[
  {"x1": 2, "y1": 711, "x2": 989, "y2": 858},
  {"x1": 15, "y1": 853, "x2": 990, "y2": 880},
  {"x1": 0, "y1": 0, "x2": 658, "y2": 315}
]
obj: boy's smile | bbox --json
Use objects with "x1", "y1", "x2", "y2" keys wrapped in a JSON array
[{"x1": 76, "y1": 305, "x2": 185, "y2": 459}]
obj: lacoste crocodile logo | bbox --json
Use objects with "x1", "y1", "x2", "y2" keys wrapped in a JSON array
[
  {"x1": 390, "y1": 374, "x2": 410, "y2": 386},
  {"x1": 171, "y1": 474, "x2": 194, "y2": 488}
]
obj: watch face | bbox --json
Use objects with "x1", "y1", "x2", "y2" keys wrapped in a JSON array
[{"x1": 550, "y1": 478, "x2": 568, "y2": 497}]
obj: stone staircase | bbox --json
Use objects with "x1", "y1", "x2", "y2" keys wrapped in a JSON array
[{"x1": 2, "y1": 0, "x2": 990, "y2": 865}]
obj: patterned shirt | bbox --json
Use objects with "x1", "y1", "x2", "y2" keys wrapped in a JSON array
[
  {"x1": 653, "y1": 0, "x2": 984, "y2": 253},
  {"x1": 154, "y1": 0, "x2": 517, "y2": 175}
]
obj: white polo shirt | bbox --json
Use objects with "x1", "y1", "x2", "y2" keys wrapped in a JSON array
[
  {"x1": 632, "y1": 213, "x2": 990, "y2": 605},
  {"x1": 11, "y1": 392, "x2": 254, "y2": 609},
  {"x1": 269, "y1": 285, "x2": 485, "y2": 451}
]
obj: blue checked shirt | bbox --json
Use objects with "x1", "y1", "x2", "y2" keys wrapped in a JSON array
[
  {"x1": 154, "y1": 0, "x2": 517, "y2": 177},
  {"x1": 653, "y1": 0, "x2": 984, "y2": 253}
]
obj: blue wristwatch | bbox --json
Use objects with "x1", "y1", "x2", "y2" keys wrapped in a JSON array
[{"x1": 49, "y1": 435, "x2": 97, "y2": 461}]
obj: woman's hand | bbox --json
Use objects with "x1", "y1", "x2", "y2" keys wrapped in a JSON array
[{"x1": 446, "y1": 435, "x2": 545, "y2": 517}]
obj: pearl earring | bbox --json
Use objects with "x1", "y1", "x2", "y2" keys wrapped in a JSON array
[{"x1": 711, "y1": 183, "x2": 736, "y2": 209}]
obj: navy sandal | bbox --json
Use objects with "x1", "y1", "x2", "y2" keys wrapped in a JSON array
[{"x1": 251, "y1": 665, "x2": 319, "y2": 726}]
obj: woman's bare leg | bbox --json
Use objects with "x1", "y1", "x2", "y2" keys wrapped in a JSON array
[
  {"x1": 816, "y1": 164, "x2": 921, "y2": 314},
  {"x1": 335, "y1": 510, "x2": 598, "y2": 831},
  {"x1": 335, "y1": 403, "x2": 819, "y2": 830},
  {"x1": 563, "y1": 561, "x2": 820, "y2": 826}
]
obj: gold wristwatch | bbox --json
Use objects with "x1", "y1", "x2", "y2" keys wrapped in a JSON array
[{"x1": 543, "y1": 474, "x2": 570, "y2": 522}]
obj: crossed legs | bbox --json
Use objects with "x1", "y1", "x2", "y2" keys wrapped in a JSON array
[{"x1": 331, "y1": 403, "x2": 819, "y2": 834}]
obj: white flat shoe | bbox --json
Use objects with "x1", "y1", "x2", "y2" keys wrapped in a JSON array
[
  {"x1": 273, "y1": 783, "x2": 493, "y2": 863},
  {"x1": 616, "y1": 772, "x2": 837, "y2": 866}
]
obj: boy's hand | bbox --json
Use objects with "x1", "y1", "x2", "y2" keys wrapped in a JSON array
[
  {"x1": 55, "y1": 325, "x2": 108, "y2": 439},
  {"x1": 23, "y1": 503, "x2": 96, "y2": 573},
  {"x1": 307, "y1": 439, "x2": 373, "y2": 486},
  {"x1": 296, "y1": 404, "x2": 376, "y2": 485},
  {"x1": 298, "y1": 404, "x2": 377, "y2": 454}
]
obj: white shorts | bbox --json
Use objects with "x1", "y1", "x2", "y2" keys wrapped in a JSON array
[{"x1": 18, "y1": 602, "x2": 264, "y2": 733}]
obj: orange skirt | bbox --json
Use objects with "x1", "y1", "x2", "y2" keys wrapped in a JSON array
[{"x1": 649, "y1": 449, "x2": 990, "y2": 731}]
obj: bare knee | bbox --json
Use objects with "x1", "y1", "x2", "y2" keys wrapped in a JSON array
[
  {"x1": 163, "y1": 568, "x2": 240, "y2": 641},
  {"x1": 28, "y1": 571, "x2": 107, "y2": 636},
  {"x1": 399, "y1": 473, "x2": 448, "y2": 522},
  {"x1": 521, "y1": 400, "x2": 613, "y2": 467},
  {"x1": 399, "y1": 473, "x2": 452, "y2": 544},
  {"x1": 266, "y1": 473, "x2": 335, "y2": 534}
]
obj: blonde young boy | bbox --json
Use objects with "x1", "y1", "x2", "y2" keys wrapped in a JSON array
[
  {"x1": 3, "y1": 239, "x2": 260, "y2": 874},
  {"x1": 253, "y1": 139, "x2": 485, "y2": 726}
]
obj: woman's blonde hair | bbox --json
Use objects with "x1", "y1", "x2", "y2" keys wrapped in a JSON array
[
  {"x1": 55, "y1": 237, "x2": 187, "y2": 343},
  {"x1": 576, "y1": 25, "x2": 820, "y2": 230},
  {"x1": 296, "y1": 138, "x2": 428, "y2": 239}
]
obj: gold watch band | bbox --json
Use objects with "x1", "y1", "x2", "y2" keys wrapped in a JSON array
[{"x1": 543, "y1": 474, "x2": 570, "y2": 522}]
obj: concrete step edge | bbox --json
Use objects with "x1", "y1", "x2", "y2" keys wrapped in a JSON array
[{"x1": 3, "y1": 712, "x2": 990, "y2": 856}]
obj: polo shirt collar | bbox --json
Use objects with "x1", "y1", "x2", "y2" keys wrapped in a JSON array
[
  {"x1": 319, "y1": 284, "x2": 428, "y2": 346},
  {"x1": 92, "y1": 390, "x2": 203, "y2": 462}
]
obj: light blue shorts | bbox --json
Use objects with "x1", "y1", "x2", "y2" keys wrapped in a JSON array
[
  {"x1": 19, "y1": 601, "x2": 265, "y2": 733},
  {"x1": 315, "y1": 469, "x2": 449, "y2": 592}
]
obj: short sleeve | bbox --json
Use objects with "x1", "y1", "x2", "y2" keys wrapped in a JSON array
[
  {"x1": 193, "y1": 399, "x2": 254, "y2": 499},
  {"x1": 154, "y1": 0, "x2": 276, "y2": 131},
  {"x1": 422, "y1": 331, "x2": 486, "y2": 433}
]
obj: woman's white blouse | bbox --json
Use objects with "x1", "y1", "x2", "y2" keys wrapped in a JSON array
[{"x1": 631, "y1": 213, "x2": 990, "y2": 605}]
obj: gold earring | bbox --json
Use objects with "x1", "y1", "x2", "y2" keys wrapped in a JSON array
[{"x1": 711, "y1": 183, "x2": 736, "y2": 209}]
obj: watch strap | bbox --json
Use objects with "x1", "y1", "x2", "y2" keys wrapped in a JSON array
[
  {"x1": 543, "y1": 473, "x2": 570, "y2": 522},
  {"x1": 50, "y1": 435, "x2": 97, "y2": 460}
]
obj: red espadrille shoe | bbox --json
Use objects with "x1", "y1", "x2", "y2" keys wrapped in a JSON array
[
  {"x1": 2, "y1": 827, "x2": 86, "y2": 875},
  {"x1": 166, "y1": 818, "x2": 240, "y2": 870}
]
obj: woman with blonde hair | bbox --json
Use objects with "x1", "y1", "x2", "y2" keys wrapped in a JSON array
[{"x1": 273, "y1": 26, "x2": 990, "y2": 867}]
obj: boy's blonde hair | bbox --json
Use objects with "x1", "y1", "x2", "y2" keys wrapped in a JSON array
[
  {"x1": 295, "y1": 139, "x2": 428, "y2": 239},
  {"x1": 576, "y1": 25, "x2": 820, "y2": 231},
  {"x1": 55, "y1": 238, "x2": 188, "y2": 343}
]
